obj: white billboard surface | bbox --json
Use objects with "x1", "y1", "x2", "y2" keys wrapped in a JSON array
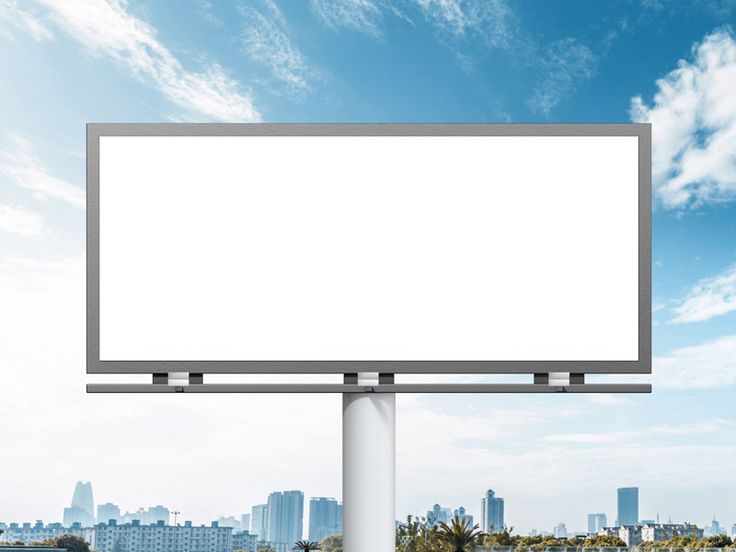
[{"x1": 98, "y1": 135, "x2": 639, "y2": 362}]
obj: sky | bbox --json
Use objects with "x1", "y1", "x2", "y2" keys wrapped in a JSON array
[{"x1": 1, "y1": 0, "x2": 736, "y2": 538}]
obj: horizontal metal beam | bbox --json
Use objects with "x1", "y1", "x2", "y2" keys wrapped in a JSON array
[{"x1": 87, "y1": 383, "x2": 651, "y2": 394}]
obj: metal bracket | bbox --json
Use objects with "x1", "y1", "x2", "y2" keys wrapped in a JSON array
[{"x1": 89, "y1": 377, "x2": 650, "y2": 394}]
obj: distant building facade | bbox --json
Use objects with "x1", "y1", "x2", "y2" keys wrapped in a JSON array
[
  {"x1": 72, "y1": 482, "x2": 95, "y2": 521},
  {"x1": 92, "y1": 520, "x2": 231, "y2": 552},
  {"x1": 250, "y1": 504, "x2": 268, "y2": 538},
  {"x1": 454, "y1": 507, "x2": 474, "y2": 528},
  {"x1": 554, "y1": 522, "x2": 568, "y2": 539},
  {"x1": 308, "y1": 497, "x2": 342, "y2": 542},
  {"x1": 240, "y1": 514, "x2": 250, "y2": 533},
  {"x1": 266, "y1": 490, "x2": 304, "y2": 545},
  {"x1": 216, "y1": 516, "x2": 240, "y2": 530},
  {"x1": 480, "y1": 489, "x2": 504, "y2": 534},
  {"x1": 232, "y1": 530, "x2": 257, "y2": 552},
  {"x1": 617, "y1": 487, "x2": 638, "y2": 526},
  {"x1": 618, "y1": 525, "x2": 642, "y2": 547},
  {"x1": 641, "y1": 523, "x2": 703, "y2": 542},
  {"x1": 588, "y1": 513, "x2": 607, "y2": 535},
  {"x1": 120, "y1": 506, "x2": 169, "y2": 526},
  {"x1": 97, "y1": 503, "x2": 121, "y2": 525},
  {"x1": 426, "y1": 504, "x2": 449, "y2": 527},
  {"x1": 0, "y1": 522, "x2": 68, "y2": 543}
]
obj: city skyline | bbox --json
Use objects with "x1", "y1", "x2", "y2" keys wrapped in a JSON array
[
  {"x1": 1, "y1": 0, "x2": 736, "y2": 538},
  {"x1": 2, "y1": 480, "x2": 732, "y2": 542}
]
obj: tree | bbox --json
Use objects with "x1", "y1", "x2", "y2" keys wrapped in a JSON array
[
  {"x1": 42, "y1": 534, "x2": 92, "y2": 552},
  {"x1": 582, "y1": 534, "x2": 627, "y2": 548},
  {"x1": 436, "y1": 514, "x2": 482, "y2": 552},
  {"x1": 294, "y1": 540, "x2": 322, "y2": 551},
  {"x1": 701, "y1": 534, "x2": 733, "y2": 548},
  {"x1": 483, "y1": 527, "x2": 516, "y2": 547},
  {"x1": 320, "y1": 534, "x2": 343, "y2": 552}
]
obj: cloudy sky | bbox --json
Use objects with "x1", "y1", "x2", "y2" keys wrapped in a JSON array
[{"x1": 1, "y1": 0, "x2": 736, "y2": 538}]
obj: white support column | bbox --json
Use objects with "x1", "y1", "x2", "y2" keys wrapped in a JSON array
[{"x1": 343, "y1": 373, "x2": 396, "y2": 552}]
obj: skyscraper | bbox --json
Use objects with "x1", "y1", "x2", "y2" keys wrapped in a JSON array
[
  {"x1": 72, "y1": 482, "x2": 94, "y2": 520},
  {"x1": 480, "y1": 489, "x2": 504, "y2": 534},
  {"x1": 266, "y1": 490, "x2": 304, "y2": 545},
  {"x1": 251, "y1": 504, "x2": 268, "y2": 538},
  {"x1": 588, "y1": 513, "x2": 607, "y2": 534},
  {"x1": 454, "y1": 506, "x2": 473, "y2": 528},
  {"x1": 63, "y1": 481, "x2": 95, "y2": 527},
  {"x1": 426, "y1": 504, "x2": 449, "y2": 527},
  {"x1": 554, "y1": 522, "x2": 568, "y2": 539},
  {"x1": 308, "y1": 497, "x2": 342, "y2": 542},
  {"x1": 617, "y1": 487, "x2": 639, "y2": 526},
  {"x1": 240, "y1": 514, "x2": 250, "y2": 533}
]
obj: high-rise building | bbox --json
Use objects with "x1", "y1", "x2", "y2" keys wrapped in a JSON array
[
  {"x1": 705, "y1": 516, "x2": 723, "y2": 537},
  {"x1": 63, "y1": 507, "x2": 94, "y2": 528},
  {"x1": 480, "y1": 489, "x2": 504, "y2": 534},
  {"x1": 454, "y1": 507, "x2": 474, "y2": 528},
  {"x1": 731, "y1": 523, "x2": 736, "y2": 537},
  {"x1": 64, "y1": 482, "x2": 95, "y2": 527},
  {"x1": 96, "y1": 503, "x2": 121, "y2": 525},
  {"x1": 251, "y1": 504, "x2": 268, "y2": 538},
  {"x1": 554, "y1": 522, "x2": 568, "y2": 539},
  {"x1": 308, "y1": 497, "x2": 342, "y2": 542},
  {"x1": 72, "y1": 482, "x2": 95, "y2": 519},
  {"x1": 426, "y1": 504, "x2": 449, "y2": 527},
  {"x1": 240, "y1": 514, "x2": 251, "y2": 533},
  {"x1": 266, "y1": 491, "x2": 304, "y2": 545},
  {"x1": 147, "y1": 506, "x2": 170, "y2": 525},
  {"x1": 617, "y1": 487, "x2": 638, "y2": 526},
  {"x1": 588, "y1": 513, "x2": 607, "y2": 534}
]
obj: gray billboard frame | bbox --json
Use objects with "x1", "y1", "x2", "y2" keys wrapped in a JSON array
[{"x1": 87, "y1": 123, "x2": 652, "y2": 378}]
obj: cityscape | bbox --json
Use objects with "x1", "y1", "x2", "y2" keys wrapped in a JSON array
[{"x1": 1, "y1": 481, "x2": 735, "y2": 552}]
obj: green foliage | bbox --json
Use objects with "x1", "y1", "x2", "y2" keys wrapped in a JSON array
[
  {"x1": 483, "y1": 528, "x2": 515, "y2": 546},
  {"x1": 702, "y1": 534, "x2": 734, "y2": 548},
  {"x1": 320, "y1": 534, "x2": 343, "y2": 552},
  {"x1": 294, "y1": 540, "x2": 322, "y2": 551},
  {"x1": 581, "y1": 534, "x2": 627, "y2": 548},
  {"x1": 257, "y1": 546, "x2": 277, "y2": 552},
  {"x1": 436, "y1": 514, "x2": 482, "y2": 552},
  {"x1": 41, "y1": 534, "x2": 92, "y2": 552}
]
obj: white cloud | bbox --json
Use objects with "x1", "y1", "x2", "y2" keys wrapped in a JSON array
[
  {"x1": 27, "y1": 0, "x2": 259, "y2": 122},
  {"x1": 309, "y1": 0, "x2": 384, "y2": 38},
  {"x1": 239, "y1": 2, "x2": 314, "y2": 94},
  {"x1": 412, "y1": 0, "x2": 516, "y2": 47},
  {"x1": 0, "y1": 203, "x2": 45, "y2": 236},
  {"x1": 671, "y1": 264, "x2": 736, "y2": 323},
  {"x1": 0, "y1": 0, "x2": 53, "y2": 41},
  {"x1": 654, "y1": 334, "x2": 736, "y2": 389},
  {"x1": 0, "y1": 133, "x2": 84, "y2": 209},
  {"x1": 542, "y1": 419, "x2": 731, "y2": 444},
  {"x1": 528, "y1": 38, "x2": 597, "y2": 118},
  {"x1": 631, "y1": 28, "x2": 736, "y2": 208}
]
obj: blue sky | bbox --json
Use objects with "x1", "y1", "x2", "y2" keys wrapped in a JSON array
[{"x1": 1, "y1": 0, "x2": 736, "y2": 538}]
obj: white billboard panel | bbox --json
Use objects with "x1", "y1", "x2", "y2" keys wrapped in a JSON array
[{"x1": 88, "y1": 125, "x2": 650, "y2": 374}]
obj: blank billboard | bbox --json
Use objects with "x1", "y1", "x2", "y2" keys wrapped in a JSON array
[{"x1": 87, "y1": 124, "x2": 650, "y2": 374}]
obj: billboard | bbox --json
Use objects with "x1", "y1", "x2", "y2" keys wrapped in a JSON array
[{"x1": 87, "y1": 124, "x2": 650, "y2": 375}]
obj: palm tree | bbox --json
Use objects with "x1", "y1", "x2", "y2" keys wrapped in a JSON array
[
  {"x1": 436, "y1": 514, "x2": 481, "y2": 552},
  {"x1": 293, "y1": 540, "x2": 322, "y2": 551}
]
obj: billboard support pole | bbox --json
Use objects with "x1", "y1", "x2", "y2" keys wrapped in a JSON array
[{"x1": 343, "y1": 373, "x2": 396, "y2": 552}]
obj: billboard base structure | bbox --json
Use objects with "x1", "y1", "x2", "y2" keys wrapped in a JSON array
[
  {"x1": 87, "y1": 372, "x2": 649, "y2": 552},
  {"x1": 344, "y1": 374, "x2": 396, "y2": 552}
]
